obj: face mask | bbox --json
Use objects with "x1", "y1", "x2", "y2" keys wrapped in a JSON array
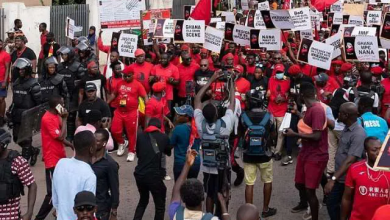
[{"x1": 276, "y1": 73, "x2": 284, "y2": 80}]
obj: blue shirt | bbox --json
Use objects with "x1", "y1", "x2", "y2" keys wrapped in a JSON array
[
  {"x1": 170, "y1": 123, "x2": 201, "y2": 166},
  {"x1": 360, "y1": 112, "x2": 388, "y2": 143},
  {"x1": 52, "y1": 157, "x2": 96, "y2": 220}
]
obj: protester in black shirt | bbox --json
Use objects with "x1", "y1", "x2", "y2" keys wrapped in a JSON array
[
  {"x1": 79, "y1": 61, "x2": 107, "y2": 103},
  {"x1": 247, "y1": 66, "x2": 268, "y2": 92},
  {"x1": 133, "y1": 118, "x2": 171, "y2": 220},
  {"x1": 194, "y1": 59, "x2": 214, "y2": 94},
  {"x1": 11, "y1": 35, "x2": 36, "y2": 82},
  {"x1": 42, "y1": 32, "x2": 60, "y2": 60},
  {"x1": 92, "y1": 129, "x2": 119, "y2": 220}
]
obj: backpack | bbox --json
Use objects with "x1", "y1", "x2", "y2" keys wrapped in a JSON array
[
  {"x1": 201, "y1": 119, "x2": 229, "y2": 168},
  {"x1": 0, "y1": 150, "x2": 24, "y2": 204},
  {"x1": 354, "y1": 89, "x2": 375, "y2": 106},
  {"x1": 241, "y1": 112, "x2": 270, "y2": 156},
  {"x1": 175, "y1": 206, "x2": 214, "y2": 220}
]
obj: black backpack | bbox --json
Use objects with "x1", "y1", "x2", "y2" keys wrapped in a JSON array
[
  {"x1": 242, "y1": 112, "x2": 270, "y2": 156},
  {"x1": 0, "y1": 150, "x2": 24, "y2": 204}
]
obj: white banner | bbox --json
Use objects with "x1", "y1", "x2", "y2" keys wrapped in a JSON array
[
  {"x1": 99, "y1": 0, "x2": 145, "y2": 28},
  {"x1": 233, "y1": 25, "x2": 251, "y2": 46},
  {"x1": 204, "y1": 26, "x2": 224, "y2": 53},
  {"x1": 325, "y1": 32, "x2": 342, "y2": 59},
  {"x1": 355, "y1": 36, "x2": 379, "y2": 62},
  {"x1": 367, "y1": 11, "x2": 382, "y2": 26},
  {"x1": 300, "y1": 29, "x2": 313, "y2": 40},
  {"x1": 349, "y1": 15, "x2": 364, "y2": 26},
  {"x1": 351, "y1": 27, "x2": 377, "y2": 37},
  {"x1": 259, "y1": 29, "x2": 281, "y2": 51},
  {"x1": 154, "y1": 19, "x2": 174, "y2": 38},
  {"x1": 174, "y1": 20, "x2": 205, "y2": 43},
  {"x1": 66, "y1": 17, "x2": 75, "y2": 39},
  {"x1": 298, "y1": 39, "x2": 334, "y2": 70},
  {"x1": 254, "y1": 10, "x2": 266, "y2": 29},
  {"x1": 289, "y1": 7, "x2": 312, "y2": 31},
  {"x1": 118, "y1": 33, "x2": 138, "y2": 58},
  {"x1": 258, "y1": 1, "x2": 270, "y2": 10},
  {"x1": 330, "y1": 1, "x2": 343, "y2": 12}
]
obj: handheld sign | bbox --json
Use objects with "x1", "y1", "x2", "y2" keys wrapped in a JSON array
[
  {"x1": 204, "y1": 26, "x2": 224, "y2": 53},
  {"x1": 374, "y1": 131, "x2": 390, "y2": 171},
  {"x1": 118, "y1": 33, "x2": 138, "y2": 58},
  {"x1": 297, "y1": 38, "x2": 334, "y2": 70}
]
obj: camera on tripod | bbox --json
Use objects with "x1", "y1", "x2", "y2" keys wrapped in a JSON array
[{"x1": 202, "y1": 137, "x2": 229, "y2": 169}]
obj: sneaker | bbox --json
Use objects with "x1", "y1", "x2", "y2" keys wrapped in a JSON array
[
  {"x1": 234, "y1": 167, "x2": 245, "y2": 186},
  {"x1": 302, "y1": 211, "x2": 311, "y2": 220},
  {"x1": 126, "y1": 152, "x2": 135, "y2": 162},
  {"x1": 164, "y1": 175, "x2": 171, "y2": 181},
  {"x1": 282, "y1": 156, "x2": 293, "y2": 166},
  {"x1": 274, "y1": 153, "x2": 282, "y2": 161},
  {"x1": 261, "y1": 207, "x2": 277, "y2": 218},
  {"x1": 291, "y1": 203, "x2": 308, "y2": 213},
  {"x1": 30, "y1": 147, "x2": 40, "y2": 166},
  {"x1": 117, "y1": 140, "x2": 128, "y2": 156}
]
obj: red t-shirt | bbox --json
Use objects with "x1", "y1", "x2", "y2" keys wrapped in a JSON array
[
  {"x1": 221, "y1": 54, "x2": 240, "y2": 65},
  {"x1": 39, "y1": 31, "x2": 48, "y2": 59},
  {"x1": 191, "y1": 53, "x2": 201, "y2": 64},
  {"x1": 300, "y1": 102, "x2": 328, "y2": 162},
  {"x1": 267, "y1": 77, "x2": 290, "y2": 117},
  {"x1": 301, "y1": 64, "x2": 317, "y2": 77},
  {"x1": 0, "y1": 51, "x2": 10, "y2": 82},
  {"x1": 315, "y1": 79, "x2": 339, "y2": 104},
  {"x1": 145, "y1": 96, "x2": 170, "y2": 132},
  {"x1": 41, "y1": 111, "x2": 66, "y2": 169},
  {"x1": 345, "y1": 161, "x2": 390, "y2": 220},
  {"x1": 177, "y1": 62, "x2": 199, "y2": 98},
  {"x1": 235, "y1": 77, "x2": 251, "y2": 109},
  {"x1": 151, "y1": 64, "x2": 180, "y2": 100},
  {"x1": 211, "y1": 81, "x2": 225, "y2": 101},
  {"x1": 130, "y1": 62, "x2": 154, "y2": 93},
  {"x1": 381, "y1": 78, "x2": 390, "y2": 117},
  {"x1": 171, "y1": 56, "x2": 181, "y2": 66},
  {"x1": 115, "y1": 80, "x2": 147, "y2": 112},
  {"x1": 106, "y1": 76, "x2": 123, "y2": 109},
  {"x1": 246, "y1": 64, "x2": 256, "y2": 75}
]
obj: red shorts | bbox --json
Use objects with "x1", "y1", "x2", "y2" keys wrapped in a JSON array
[{"x1": 295, "y1": 154, "x2": 327, "y2": 189}]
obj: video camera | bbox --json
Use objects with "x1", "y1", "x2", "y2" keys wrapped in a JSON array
[
  {"x1": 219, "y1": 64, "x2": 234, "y2": 82},
  {"x1": 202, "y1": 137, "x2": 230, "y2": 170}
]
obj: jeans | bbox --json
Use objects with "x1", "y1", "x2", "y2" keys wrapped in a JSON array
[
  {"x1": 173, "y1": 163, "x2": 200, "y2": 181},
  {"x1": 326, "y1": 181, "x2": 345, "y2": 220},
  {"x1": 35, "y1": 168, "x2": 55, "y2": 220},
  {"x1": 133, "y1": 174, "x2": 166, "y2": 220}
]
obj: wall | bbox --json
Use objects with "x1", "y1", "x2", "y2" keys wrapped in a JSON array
[
  {"x1": 2, "y1": 2, "x2": 51, "y2": 59},
  {"x1": 0, "y1": 0, "x2": 51, "y2": 7}
]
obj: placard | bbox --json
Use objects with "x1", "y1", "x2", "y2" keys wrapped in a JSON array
[
  {"x1": 349, "y1": 15, "x2": 364, "y2": 26},
  {"x1": 250, "y1": 29, "x2": 261, "y2": 49},
  {"x1": 367, "y1": 11, "x2": 382, "y2": 26},
  {"x1": 343, "y1": 4, "x2": 365, "y2": 16},
  {"x1": 310, "y1": 12, "x2": 321, "y2": 30},
  {"x1": 330, "y1": 1, "x2": 343, "y2": 12},
  {"x1": 141, "y1": 9, "x2": 171, "y2": 45},
  {"x1": 254, "y1": 10, "x2": 266, "y2": 29},
  {"x1": 300, "y1": 29, "x2": 313, "y2": 40},
  {"x1": 183, "y1": 5, "x2": 195, "y2": 20},
  {"x1": 99, "y1": 0, "x2": 146, "y2": 28},
  {"x1": 297, "y1": 39, "x2": 334, "y2": 70},
  {"x1": 221, "y1": 11, "x2": 236, "y2": 23},
  {"x1": 118, "y1": 33, "x2": 138, "y2": 58},
  {"x1": 258, "y1": 1, "x2": 270, "y2": 10},
  {"x1": 210, "y1": 17, "x2": 222, "y2": 23},
  {"x1": 351, "y1": 27, "x2": 377, "y2": 37},
  {"x1": 258, "y1": 29, "x2": 281, "y2": 51},
  {"x1": 204, "y1": 26, "x2": 224, "y2": 53},
  {"x1": 328, "y1": 12, "x2": 343, "y2": 27},
  {"x1": 289, "y1": 7, "x2": 311, "y2": 31},
  {"x1": 154, "y1": 19, "x2": 174, "y2": 38},
  {"x1": 216, "y1": 22, "x2": 226, "y2": 30},
  {"x1": 374, "y1": 131, "x2": 390, "y2": 171},
  {"x1": 232, "y1": 25, "x2": 251, "y2": 46},
  {"x1": 241, "y1": 0, "x2": 249, "y2": 10},
  {"x1": 246, "y1": 10, "x2": 256, "y2": 27},
  {"x1": 261, "y1": 10, "x2": 295, "y2": 29},
  {"x1": 344, "y1": 36, "x2": 379, "y2": 62},
  {"x1": 225, "y1": 23, "x2": 235, "y2": 41},
  {"x1": 380, "y1": 13, "x2": 390, "y2": 40},
  {"x1": 174, "y1": 20, "x2": 205, "y2": 43},
  {"x1": 65, "y1": 17, "x2": 75, "y2": 39},
  {"x1": 325, "y1": 32, "x2": 342, "y2": 59}
]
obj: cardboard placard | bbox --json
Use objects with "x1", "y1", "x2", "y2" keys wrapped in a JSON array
[
  {"x1": 330, "y1": 1, "x2": 343, "y2": 12},
  {"x1": 174, "y1": 20, "x2": 205, "y2": 43},
  {"x1": 261, "y1": 10, "x2": 295, "y2": 29},
  {"x1": 343, "y1": 3, "x2": 365, "y2": 16},
  {"x1": 204, "y1": 26, "x2": 224, "y2": 53},
  {"x1": 289, "y1": 7, "x2": 311, "y2": 31},
  {"x1": 344, "y1": 36, "x2": 379, "y2": 62},
  {"x1": 380, "y1": 13, "x2": 390, "y2": 40},
  {"x1": 351, "y1": 27, "x2": 377, "y2": 37},
  {"x1": 141, "y1": 9, "x2": 171, "y2": 45},
  {"x1": 297, "y1": 38, "x2": 334, "y2": 70},
  {"x1": 118, "y1": 33, "x2": 138, "y2": 58},
  {"x1": 258, "y1": 29, "x2": 281, "y2": 51},
  {"x1": 66, "y1": 17, "x2": 75, "y2": 39},
  {"x1": 154, "y1": 19, "x2": 174, "y2": 38},
  {"x1": 325, "y1": 32, "x2": 342, "y2": 59},
  {"x1": 374, "y1": 131, "x2": 390, "y2": 171},
  {"x1": 366, "y1": 11, "x2": 382, "y2": 26},
  {"x1": 232, "y1": 25, "x2": 251, "y2": 46},
  {"x1": 258, "y1": 1, "x2": 270, "y2": 10}
]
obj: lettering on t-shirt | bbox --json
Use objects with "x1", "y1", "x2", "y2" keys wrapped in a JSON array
[
  {"x1": 359, "y1": 185, "x2": 389, "y2": 198},
  {"x1": 363, "y1": 120, "x2": 380, "y2": 128}
]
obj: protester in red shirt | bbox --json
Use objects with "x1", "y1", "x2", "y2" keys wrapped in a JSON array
[
  {"x1": 329, "y1": 60, "x2": 347, "y2": 87},
  {"x1": 341, "y1": 137, "x2": 390, "y2": 220},
  {"x1": 314, "y1": 72, "x2": 338, "y2": 105},
  {"x1": 108, "y1": 66, "x2": 148, "y2": 162},
  {"x1": 381, "y1": 72, "x2": 390, "y2": 118},
  {"x1": 245, "y1": 53, "x2": 256, "y2": 76},
  {"x1": 106, "y1": 61, "x2": 123, "y2": 112},
  {"x1": 177, "y1": 52, "x2": 199, "y2": 105},
  {"x1": 234, "y1": 65, "x2": 250, "y2": 110},
  {"x1": 130, "y1": 49, "x2": 154, "y2": 93},
  {"x1": 222, "y1": 42, "x2": 240, "y2": 65},
  {"x1": 145, "y1": 82, "x2": 173, "y2": 133},
  {"x1": 191, "y1": 44, "x2": 202, "y2": 64},
  {"x1": 0, "y1": 40, "x2": 10, "y2": 126},
  {"x1": 300, "y1": 63, "x2": 317, "y2": 78},
  {"x1": 36, "y1": 95, "x2": 73, "y2": 220},
  {"x1": 97, "y1": 31, "x2": 124, "y2": 78},
  {"x1": 38, "y1": 23, "x2": 48, "y2": 75}
]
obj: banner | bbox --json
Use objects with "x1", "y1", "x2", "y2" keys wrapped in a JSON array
[
  {"x1": 150, "y1": 0, "x2": 172, "y2": 9},
  {"x1": 99, "y1": 0, "x2": 146, "y2": 28},
  {"x1": 351, "y1": 27, "x2": 377, "y2": 37},
  {"x1": 344, "y1": 36, "x2": 379, "y2": 62},
  {"x1": 380, "y1": 13, "x2": 390, "y2": 40},
  {"x1": 259, "y1": 29, "x2": 281, "y2": 50},
  {"x1": 261, "y1": 10, "x2": 295, "y2": 29},
  {"x1": 297, "y1": 39, "x2": 334, "y2": 70},
  {"x1": 154, "y1": 19, "x2": 174, "y2": 38},
  {"x1": 258, "y1": 1, "x2": 270, "y2": 10},
  {"x1": 366, "y1": 11, "x2": 382, "y2": 26},
  {"x1": 254, "y1": 10, "x2": 267, "y2": 29},
  {"x1": 374, "y1": 131, "x2": 390, "y2": 171},
  {"x1": 232, "y1": 25, "x2": 251, "y2": 46},
  {"x1": 204, "y1": 26, "x2": 224, "y2": 53},
  {"x1": 65, "y1": 17, "x2": 75, "y2": 39},
  {"x1": 118, "y1": 33, "x2": 138, "y2": 58},
  {"x1": 174, "y1": 20, "x2": 205, "y2": 43},
  {"x1": 289, "y1": 7, "x2": 311, "y2": 31},
  {"x1": 325, "y1": 32, "x2": 342, "y2": 59},
  {"x1": 141, "y1": 9, "x2": 171, "y2": 45}
]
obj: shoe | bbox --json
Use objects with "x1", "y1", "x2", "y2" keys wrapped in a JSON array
[
  {"x1": 322, "y1": 195, "x2": 328, "y2": 206},
  {"x1": 126, "y1": 152, "x2": 135, "y2": 162},
  {"x1": 291, "y1": 203, "x2": 308, "y2": 213},
  {"x1": 274, "y1": 153, "x2": 282, "y2": 161},
  {"x1": 30, "y1": 147, "x2": 40, "y2": 166},
  {"x1": 117, "y1": 140, "x2": 128, "y2": 156},
  {"x1": 261, "y1": 207, "x2": 277, "y2": 218},
  {"x1": 282, "y1": 156, "x2": 293, "y2": 166},
  {"x1": 302, "y1": 207, "x2": 311, "y2": 220},
  {"x1": 234, "y1": 167, "x2": 244, "y2": 186},
  {"x1": 164, "y1": 175, "x2": 171, "y2": 181}
]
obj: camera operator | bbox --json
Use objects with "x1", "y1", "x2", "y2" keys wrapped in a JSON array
[
  {"x1": 194, "y1": 71, "x2": 235, "y2": 218},
  {"x1": 356, "y1": 71, "x2": 380, "y2": 114}
]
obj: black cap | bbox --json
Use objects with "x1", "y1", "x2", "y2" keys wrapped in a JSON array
[
  {"x1": 74, "y1": 191, "x2": 96, "y2": 207},
  {"x1": 85, "y1": 82, "x2": 97, "y2": 92}
]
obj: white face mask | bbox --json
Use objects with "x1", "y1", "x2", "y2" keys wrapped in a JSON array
[{"x1": 276, "y1": 73, "x2": 284, "y2": 80}]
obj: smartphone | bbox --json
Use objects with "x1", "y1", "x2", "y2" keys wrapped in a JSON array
[{"x1": 55, "y1": 104, "x2": 64, "y2": 114}]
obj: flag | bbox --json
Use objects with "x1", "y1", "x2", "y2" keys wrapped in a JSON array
[
  {"x1": 311, "y1": 0, "x2": 338, "y2": 12},
  {"x1": 213, "y1": 0, "x2": 221, "y2": 8},
  {"x1": 190, "y1": 0, "x2": 212, "y2": 25}
]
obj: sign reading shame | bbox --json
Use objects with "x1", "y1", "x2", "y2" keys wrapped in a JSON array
[{"x1": 118, "y1": 33, "x2": 138, "y2": 58}]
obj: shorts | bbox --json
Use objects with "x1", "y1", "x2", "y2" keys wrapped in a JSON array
[
  {"x1": 295, "y1": 154, "x2": 327, "y2": 189},
  {"x1": 244, "y1": 160, "x2": 273, "y2": 185},
  {"x1": 0, "y1": 82, "x2": 7, "y2": 97}
]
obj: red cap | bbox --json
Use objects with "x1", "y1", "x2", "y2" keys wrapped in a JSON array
[
  {"x1": 152, "y1": 82, "x2": 166, "y2": 92},
  {"x1": 274, "y1": 64, "x2": 285, "y2": 73},
  {"x1": 288, "y1": 64, "x2": 301, "y2": 75},
  {"x1": 234, "y1": 65, "x2": 244, "y2": 74},
  {"x1": 200, "y1": 48, "x2": 208, "y2": 53},
  {"x1": 340, "y1": 63, "x2": 353, "y2": 72},
  {"x1": 371, "y1": 66, "x2": 383, "y2": 75},
  {"x1": 158, "y1": 44, "x2": 166, "y2": 51},
  {"x1": 225, "y1": 53, "x2": 234, "y2": 59},
  {"x1": 87, "y1": 61, "x2": 97, "y2": 69},
  {"x1": 181, "y1": 44, "x2": 190, "y2": 51},
  {"x1": 331, "y1": 60, "x2": 344, "y2": 66},
  {"x1": 135, "y1": 49, "x2": 145, "y2": 57},
  {"x1": 372, "y1": 205, "x2": 390, "y2": 220},
  {"x1": 122, "y1": 65, "x2": 134, "y2": 75}
]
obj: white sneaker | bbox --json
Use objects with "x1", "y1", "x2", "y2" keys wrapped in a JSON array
[
  {"x1": 126, "y1": 152, "x2": 135, "y2": 162},
  {"x1": 164, "y1": 175, "x2": 171, "y2": 181},
  {"x1": 117, "y1": 140, "x2": 128, "y2": 156}
]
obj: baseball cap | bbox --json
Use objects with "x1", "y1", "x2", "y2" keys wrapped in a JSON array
[
  {"x1": 174, "y1": 105, "x2": 194, "y2": 117},
  {"x1": 6, "y1": 28, "x2": 14, "y2": 34},
  {"x1": 314, "y1": 73, "x2": 329, "y2": 82},
  {"x1": 74, "y1": 191, "x2": 97, "y2": 208},
  {"x1": 135, "y1": 49, "x2": 145, "y2": 57},
  {"x1": 85, "y1": 82, "x2": 97, "y2": 92},
  {"x1": 234, "y1": 65, "x2": 244, "y2": 74},
  {"x1": 274, "y1": 64, "x2": 285, "y2": 73}
]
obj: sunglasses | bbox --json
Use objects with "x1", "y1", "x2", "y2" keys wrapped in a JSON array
[
  {"x1": 274, "y1": 57, "x2": 282, "y2": 60},
  {"x1": 123, "y1": 75, "x2": 132, "y2": 78},
  {"x1": 200, "y1": 64, "x2": 208, "y2": 67},
  {"x1": 184, "y1": 58, "x2": 192, "y2": 61},
  {"x1": 75, "y1": 205, "x2": 95, "y2": 212}
]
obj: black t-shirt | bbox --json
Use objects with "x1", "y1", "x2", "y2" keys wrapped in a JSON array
[
  {"x1": 11, "y1": 47, "x2": 37, "y2": 82},
  {"x1": 43, "y1": 43, "x2": 61, "y2": 58},
  {"x1": 135, "y1": 131, "x2": 171, "y2": 178},
  {"x1": 80, "y1": 73, "x2": 107, "y2": 100},
  {"x1": 194, "y1": 69, "x2": 214, "y2": 93},
  {"x1": 78, "y1": 98, "x2": 111, "y2": 125},
  {"x1": 247, "y1": 75, "x2": 268, "y2": 92},
  {"x1": 241, "y1": 110, "x2": 273, "y2": 164}
]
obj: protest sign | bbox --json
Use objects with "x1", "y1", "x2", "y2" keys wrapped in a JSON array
[
  {"x1": 343, "y1": 4, "x2": 365, "y2": 16},
  {"x1": 349, "y1": 15, "x2": 364, "y2": 26},
  {"x1": 216, "y1": 22, "x2": 226, "y2": 30},
  {"x1": 343, "y1": 15, "x2": 350, "y2": 24},
  {"x1": 374, "y1": 131, "x2": 390, "y2": 171},
  {"x1": 325, "y1": 32, "x2": 342, "y2": 59},
  {"x1": 289, "y1": 7, "x2": 311, "y2": 31},
  {"x1": 328, "y1": 13, "x2": 343, "y2": 26},
  {"x1": 141, "y1": 9, "x2": 171, "y2": 45},
  {"x1": 154, "y1": 19, "x2": 174, "y2": 38},
  {"x1": 367, "y1": 11, "x2": 382, "y2": 26},
  {"x1": 183, "y1": 5, "x2": 195, "y2": 20},
  {"x1": 150, "y1": 0, "x2": 172, "y2": 9},
  {"x1": 210, "y1": 17, "x2": 222, "y2": 23},
  {"x1": 310, "y1": 12, "x2": 321, "y2": 30},
  {"x1": 297, "y1": 39, "x2": 334, "y2": 70},
  {"x1": 258, "y1": 29, "x2": 281, "y2": 51},
  {"x1": 351, "y1": 27, "x2": 377, "y2": 37},
  {"x1": 330, "y1": 24, "x2": 341, "y2": 36},
  {"x1": 246, "y1": 10, "x2": 256, "y2": 27},
  {"x1": 204, "y1": 26, "x2": 224, "y2": 53},
  {"x1": 300, "y1": 29, "x2": 313, "y2": 40},
  {"x1": 250, "y1": 29, "x2": 261, "y2": 50},
  {"x1": 118, "y1": 33, "x2": 138, "y2": 58},
  {"x1": 221, "y1": 11, "x2": 236, "y2": 23},
  {"x1": 239, "y1": 18, "x2": 247, "y2": 25},
  {"x1": 380, "y1": 13, "x2": 390, "y2": 40},
  {"x1": 110, "y1": 32, "x2": 121, "y2": 53},
  {"x1": 174, "y1": 20, "x2": 205, "y2": 44},
  {"x1": 99, "y1": 0, "x2": 145, "y2": 28},
  {"x1": 254, "y1": 10, "x2": 267, "y2": 29},
  {"x1": 261, "y1": 10, "x2": 294, "y2": 29},
  {"x1": 258, "y1": 1, "x2": 270, "y2": 10},
  {"x1": 65, "y1": 17, "x2": 75, "y2": 39},
  {"x1": 225, "y1": 23, "x2": 235, "y2": 41},
  {"x1": 330, "y1": 1, "x2": 343, "y2": 12},
  {"x1": 232, "y1": 25, "x2": 251, "y2": 46},
  {"x1": 241, "y1": 0, "x2": 249, "y2": 10},
  {"x1": 344, "y1": 36, "x2": 379, "y2": 62}
]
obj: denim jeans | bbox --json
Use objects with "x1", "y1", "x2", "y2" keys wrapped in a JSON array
[{"x1": 326, "y1": 181, "x2": 345, "y2": 220}]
